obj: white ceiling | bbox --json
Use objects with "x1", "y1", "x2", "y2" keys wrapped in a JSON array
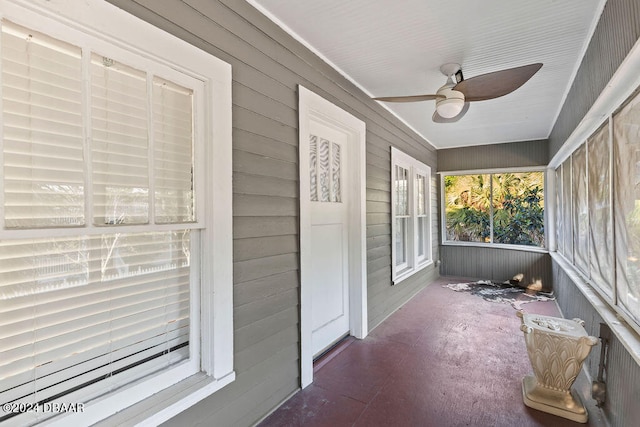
[{"x1": 250, "y1": 0, "x2": 607, "y2": 149}]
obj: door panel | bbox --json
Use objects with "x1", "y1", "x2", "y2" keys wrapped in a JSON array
[
  {"x1": 308, "y1": 121, "x2": 350, "y2": 357},
  {"x1": 310, "y1": 223, "x2": 348, "y2": 355}
]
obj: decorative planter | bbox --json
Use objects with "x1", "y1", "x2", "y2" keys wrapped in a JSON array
[{"x1": 517, "y1": 311, "x2": 598, "y2": 423}]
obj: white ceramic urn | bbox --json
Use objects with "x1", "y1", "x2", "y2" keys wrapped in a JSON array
[{"x1": 517, "y1": 311, "x2": 598, "y2": 423}]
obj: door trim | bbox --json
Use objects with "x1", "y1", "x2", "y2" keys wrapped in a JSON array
[{"x1": 298, "y1": 85, "x2": 367, "y2": 388}]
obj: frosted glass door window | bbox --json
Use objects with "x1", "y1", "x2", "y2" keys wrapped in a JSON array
[{"x1": 309, "y1": 135, "x2": 341, "y2": 202}]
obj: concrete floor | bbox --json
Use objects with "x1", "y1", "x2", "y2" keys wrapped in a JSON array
[{"x1": 259, "y1": 276, "x2": 607, "y2": 427}]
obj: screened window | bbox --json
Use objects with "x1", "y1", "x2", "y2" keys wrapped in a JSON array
[
  {"x1": 555, "y1": 165, "x2": 563, "y2": 255},
  {"x1": 572, "y1": 144, "x2": 589, "y2": 274},
  {"x1": 562, "y1": 157, "x2": 573, "y2": 262},
  {"x1": 554, "y1": 88, "x2": 640, "y2": 326},
  {"x1": 443, "y1": 171, "x2": 545, "y2": 248},
  {"x1": 391, "y1": 148, "x2": 432, "y2": 282},
  {"x1": 614, "y1": 90, "x2": 640, "y2": 320},
  {"x1": 587, "y1": 123, "x2": 613, "y2": 297},
  {"x1": 0, "y1": 1, "x2": 233, "y2": 425}
]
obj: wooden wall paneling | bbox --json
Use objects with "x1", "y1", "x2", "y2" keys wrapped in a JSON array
[
  {"x1": 234, "y1": 288, "x2": 298, "y2": 329},
  {"x1": 232, "y1": 216, "x2": 297, "y2": 239},
  {"x1": 437, "y1": 139, "x2": 549, "y2": 172},
  {"x1": 233, "y1": 235, "x2": 298, "y2": 262},
  {"x1": 233, "y1": 253, "x2": 298, "y2": 284},
  {"x1": 234, "y1": 270, "x2": 299, "y2": 307},
  {"x1": 233, "y1": 150, "x2": 297, "y2": 181},
  {"x1": 233, "y1": 194, "x2": 297, "y2": 217},
  {"x1": 234, "y1": 128, "x2": 298, "y2": 161}
]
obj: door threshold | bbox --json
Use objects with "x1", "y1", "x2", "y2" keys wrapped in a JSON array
[{"x1": 313, "y1": 335, "x2": 355, "y2": 372}]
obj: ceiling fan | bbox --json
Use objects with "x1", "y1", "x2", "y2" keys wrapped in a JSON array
[{"x1": 373, "y1": 63, "x2": 543, "y2": 123}]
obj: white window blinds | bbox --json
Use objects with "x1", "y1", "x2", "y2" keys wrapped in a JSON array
[
  {"x1": 0, "y1": 19, "x2": 199, "y2": 424},
  {"x1": 2, "y1": 22, "x2": 84, "y2": 228},
  {"x1": 416, "y1": 173, "x2": 428, "y2": 260},
  {"x1": 0, "y1": 231, "x2": 191, "y2": 408},
  {"x1": 394, "y1": 164, "x2": 409, "y2": 269},
  {"x1": 153, "y1": 77, "x2": 195, "y2": 223},
  {"x1": 91, "y1": 54, "x2": 149, "y2": 225}
]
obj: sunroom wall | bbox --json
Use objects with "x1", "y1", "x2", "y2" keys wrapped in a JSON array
[
  {"x1": 549, "y1": 0, "x2": 640, "y2": 426},
  {"x1": 437, "y1": 140, "x2": 552, "y2": 288},
  {"x1": 104, "y1": 0, "x2": 439, "y2": 426}
]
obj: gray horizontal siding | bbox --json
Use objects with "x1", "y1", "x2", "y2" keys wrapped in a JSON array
[
  {"x1": 104, "y1": 0, "x2": 440, "y2": 426},
  {"x1": 549, "y1": 0, "x2": 640, "y2": 159},
  {"x1": 553, "y1": 260, "x2": 640, "y2": 427},
  {"x1": 437, "y1": 139, "x2": 549, "y2": 172},
  {"x1": 440, "y1": 246, "x2": 552, "y2": 290}
]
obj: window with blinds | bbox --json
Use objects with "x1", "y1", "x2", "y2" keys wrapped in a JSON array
[
  {"x1": 416, "y1": 172, "x2": 429, "y2": 263},
  {"x1": 394, "y1": 164, "x2": 409, "y2": 271},
  {"x1": 391, "y1": 148, "x2": 433, "y2": 283},
  {"x1": 0, "y1": 19, "x2": 201, "y2": 425}
]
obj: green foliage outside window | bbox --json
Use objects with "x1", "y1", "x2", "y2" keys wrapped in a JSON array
[{"x1": 444, "y1": 172, "x2": 545, "y2": 247}]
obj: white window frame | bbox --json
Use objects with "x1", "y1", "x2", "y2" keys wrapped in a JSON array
[
  {"x1": 0, "y1": 1, "x2": 234, "y2": 425},
  {"x1": 439, "y1": 167, "x2": 548, "y2": 253},
  {"x1": 391, "y1": 147, "x2": 433, "y2": 284}
]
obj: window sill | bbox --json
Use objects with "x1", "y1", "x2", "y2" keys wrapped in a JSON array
[
  {"x1": 393, "y1": 260, "x2": 434, "y2": 285},
  {"x1": 442, "y1": 241, "x2": 548, "y2": 254},
  {"x1": 94, "y1": 371, "x2": 236, "y2": 426},
  {"x1": 551, "y1": 252, "x2": 640, "y2": 366}
]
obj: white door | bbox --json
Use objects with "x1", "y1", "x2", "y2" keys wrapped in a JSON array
[
  {"x1": 299, "y1": 85, "x2": 367, "y2": 388},
  {"x1": 308, "y1": 122, "x2": 350, "y2": 356}
]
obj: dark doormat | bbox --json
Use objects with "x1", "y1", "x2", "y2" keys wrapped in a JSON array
[{"x1": 443, "y1": 280, "x2": 555, "y2": 310}]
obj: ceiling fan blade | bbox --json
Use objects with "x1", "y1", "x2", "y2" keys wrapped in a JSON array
[
  {"x1": 432, "y1": 102, "x2": 470, "y2": 123},
  {"x1": 453, "y1": 63, "x2": 542, "y2": 102},
  {"x1": 373, "y1": 94, "x2": 444, "y2": 103}
]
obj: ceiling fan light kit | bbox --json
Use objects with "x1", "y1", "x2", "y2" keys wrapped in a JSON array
[
  {"x1": 435, "y1": 95, "x2": 465, "y2": 118},
  {"x1": 435, "y1": 78, "x2": 465, "y2": 118}
]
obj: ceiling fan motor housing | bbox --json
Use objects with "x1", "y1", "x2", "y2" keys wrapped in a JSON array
[{"x1": 435, "y1": 82, "x2": 465, "y2": 118}]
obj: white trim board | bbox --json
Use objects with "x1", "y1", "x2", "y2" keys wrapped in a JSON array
[{"x1": 298, "y1": 85, "x2": 367, "y2": 388}]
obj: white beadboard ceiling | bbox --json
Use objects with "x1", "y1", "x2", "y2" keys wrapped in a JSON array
[{"x1": 250, "y1": 0, "x2": 607, "y2": 149}]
